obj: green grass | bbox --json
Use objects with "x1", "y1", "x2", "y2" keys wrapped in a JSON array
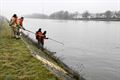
[{"x1": 0, "y1": 20, "x2": 59, "y2": 80}]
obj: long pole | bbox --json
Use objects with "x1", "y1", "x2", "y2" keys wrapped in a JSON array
[
  {"x1": 48, "y1": 38, "x2": 64, "y2": 45},
  {"x1": 24, "y1": 29, "x2": 64, "y2": 45},
  {"x1": 25, "y1": 29, "x2": 35, "y2": 34}
]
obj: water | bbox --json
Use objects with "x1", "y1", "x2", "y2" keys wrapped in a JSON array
[{"x1": 23, "y1": 18, "x2": 120, "y2": 80}]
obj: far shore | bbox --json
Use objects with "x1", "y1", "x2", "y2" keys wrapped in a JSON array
[
  {"x1": 24, "y1": 17, "x2": 120, "y2": 21},
  {"x1": 73, "y1": 18, "x2": 120, "y2": 21}
]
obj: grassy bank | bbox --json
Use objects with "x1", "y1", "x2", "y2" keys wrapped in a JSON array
[{"x1": 0, "y1": 19, "x2": 58, "y2": 80}]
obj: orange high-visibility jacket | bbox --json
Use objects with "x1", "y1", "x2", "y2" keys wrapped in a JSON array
[
  {"x1": 10, "y1": 17, "x2": 17, "y2": 27},
  {"x1": 16, "y1": 18, "x2": 23, "y2": 26},
  {"x1": 19, "y1": 19, "x2": 23, "y2": 26},
  {"x1": 36, "y1": 32, "x2": 43, "y2": 39}
]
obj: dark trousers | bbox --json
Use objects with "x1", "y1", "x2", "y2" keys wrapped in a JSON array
[{"x1": 38, "y1": 40, "x2": 44, "y2": 50}]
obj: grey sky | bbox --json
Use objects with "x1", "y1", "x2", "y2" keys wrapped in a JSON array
[{"x1": 0, "y1": 0, "x2": 120, "y2": 18}]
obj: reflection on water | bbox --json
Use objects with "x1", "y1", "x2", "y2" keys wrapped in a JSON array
[{"x1": 24, "y1": 18, "x2": 120, "y2": 80}]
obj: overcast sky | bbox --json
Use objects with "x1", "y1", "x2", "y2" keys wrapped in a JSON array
[{"x1": 0, "y1": 0, "x2": 120, "y2": 18}]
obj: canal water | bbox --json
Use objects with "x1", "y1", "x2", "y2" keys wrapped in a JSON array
[{"x1": 23, "y1": 18, "x2": 120, "y2": 80}]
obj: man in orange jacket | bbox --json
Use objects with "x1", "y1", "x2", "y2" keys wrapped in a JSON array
[
  {"x1": 36, "y1": 28, "x2": 43, "y2": 49},
  {"x1": 41, "y1": 31, "x2": 48, "y2": 50},
  {"x1": 9, "y1": 14, "x2": 18, "y2": 37},
  {"x1": 36, "y1": 28, "x2": 48, "y2": 50},
  {"x1": 16, "y1": 17, "x2": 25, "y2": 38}
]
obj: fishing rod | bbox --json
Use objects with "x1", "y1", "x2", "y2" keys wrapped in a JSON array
[{"x1": 24, "y1": 29, "x2": 64, "y2": 45}]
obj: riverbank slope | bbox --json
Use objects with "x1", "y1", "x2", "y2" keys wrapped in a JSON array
[{"x1": 0, "y1": 18, "x2": 59, "y2": 80}]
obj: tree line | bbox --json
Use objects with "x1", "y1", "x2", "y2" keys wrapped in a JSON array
[{"x1": 24, "y1": 10, "x2": 120, "y2": 21}]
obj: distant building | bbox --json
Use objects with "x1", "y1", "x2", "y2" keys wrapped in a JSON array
[
  {"x1": 73, "y1": 14, "x2": 83, "y2": 19},
  {"x1": 90, "y1": 14, "x2": 96, "y2": 18}
]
